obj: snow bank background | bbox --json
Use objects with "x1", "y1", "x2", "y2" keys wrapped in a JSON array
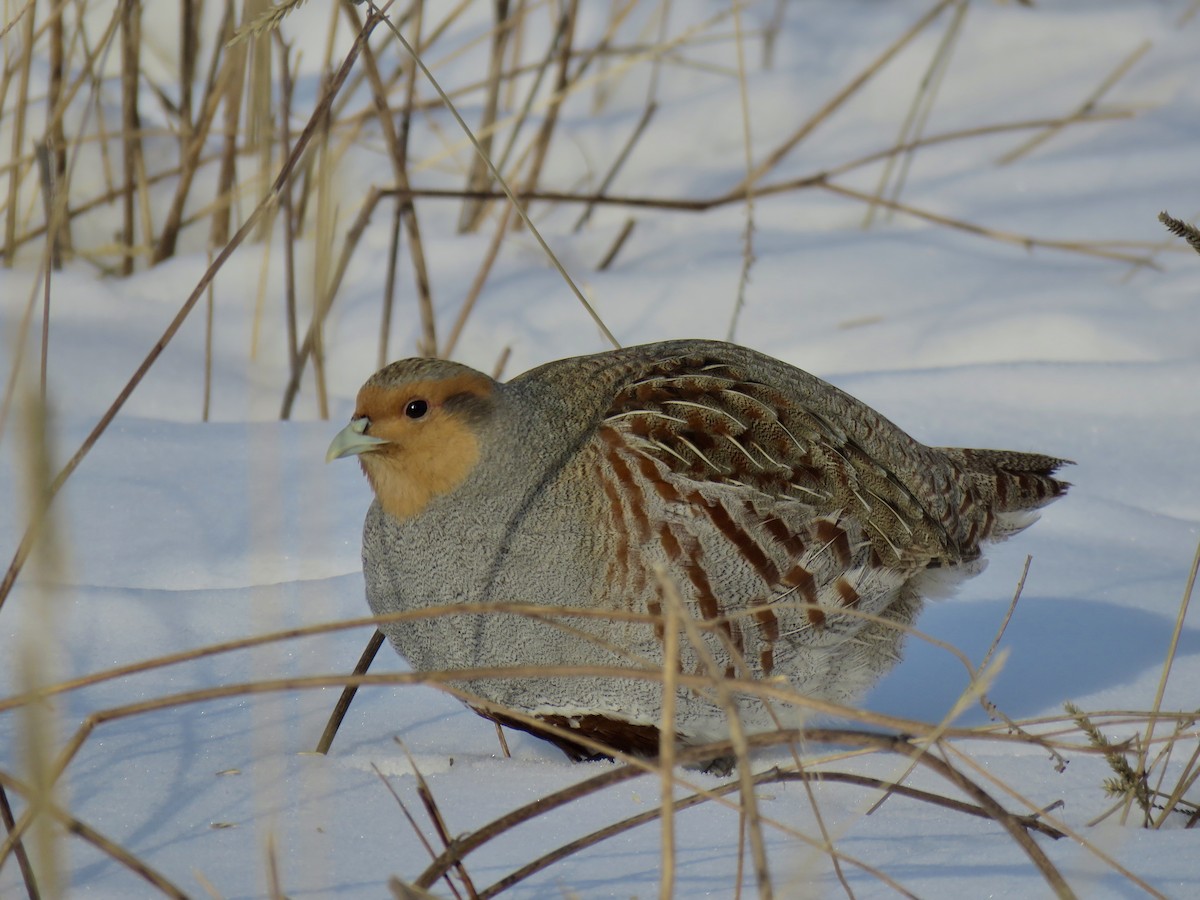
[{"x1": 1, "y1": 1, "x2": 1199, "y2": 896}]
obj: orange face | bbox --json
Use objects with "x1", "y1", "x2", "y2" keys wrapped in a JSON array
[{"x1": 335, "y1": 372, "x2": 494, "y2": 522}]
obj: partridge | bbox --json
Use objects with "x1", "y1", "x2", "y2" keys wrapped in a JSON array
[{"x1": 327, "y1": 339, "x2": 1068, "y2": 762}]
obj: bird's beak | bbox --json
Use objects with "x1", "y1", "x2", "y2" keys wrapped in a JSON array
[{"x1": 326, "y1": 417, "x2": 389, "y2": 463}]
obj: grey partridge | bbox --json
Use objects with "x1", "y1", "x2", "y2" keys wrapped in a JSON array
[{"x1": 327, "y1": 340, "x2": 1069, "y2": 762}]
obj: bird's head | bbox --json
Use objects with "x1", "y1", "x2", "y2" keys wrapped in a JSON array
[{"x1": 326, "y1": 358, "x2": 497, "y2": 521}]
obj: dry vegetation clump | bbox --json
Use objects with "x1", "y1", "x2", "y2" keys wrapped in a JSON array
[{"x1": 1, "y1": 2, "x2": 1198, "y2": 897}]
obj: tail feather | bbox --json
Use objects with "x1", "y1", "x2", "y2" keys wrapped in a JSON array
[{"x1": 938, "y1": 447, "x2": 1072, "y2": 542}]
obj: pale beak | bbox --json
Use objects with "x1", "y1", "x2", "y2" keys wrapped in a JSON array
[{"x1": 326, "y1": 417, "x2": 389, "y2": 462}]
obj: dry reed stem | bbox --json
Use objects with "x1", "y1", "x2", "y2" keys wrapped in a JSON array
[
  {"x1": 377, "y1": 3, "x2": 426, "y2": 368},
  {"x1": 456, "y1": 0, "x2": 513, "y2": 234},
  {"x1": 0, "y1": 778, "x2": 39, "y2": 899},
  {"x1": 735, "y1": 0, "x2": 958, "y2": 192},
  {"x1": 279, "y1": 184, "x2": 385, "y2": 418},
  {"x1": 440, "y1": 198, "x2": 515, "y2": 358},
  {"x1": 397, "y1": 742, "x2": 477, "y2": 899},
  {"x1": 570, "y1": 99, "x2": 656, "y2": 234},
  {"x1": 311, "y1": 134, "x2": 336, "y2": 419},
  {"x1": 3, "y1": 597, "x2": 1079, "y2": 752},
  {"x1": 154, "y1": 3, "x2": 236, "y2": 263},
  {"x1": 370, "y1": 761, "x2": 466, "y2": 900},
  {"x1": 657, "y1": 566, "x2": 679, "y2": 900},
  {"x1": 0, "y1": 10, "x2": 136, "y2": 442},
  {"x1": 4, "y1": 109, "x2": 1126, "y2": 260},
  {"x1": 405, "y1": 4, "x2": 739, "y2": 185},
  {"x1": 0, "y1": 590, "x2": 1144, "y2": 895},
  {"x1": 863, "y1": 0, "x2": 966, "y2": 228},
  {"x1": 44, "y1": 0, "x2": 69, "y2": 261},
  {"x1": 414, "y1": 728, "x2": 1069, "y2": 895},
  {"x1": 265, "y1": 831, "x2": 283, "y2": 900},
  {"x1": 997, "y1": 40, "x2": 1151, "y2": 166},
  {"x1": 656, "y1": 569, "x2": 770, "y2": 899},
  {"x1": 818, "y1": 180, "x2": 1154, "y2": 265},
  {"x1": 370, "y1": 2, "x2": 620, "y2": 349},
  {"x1": 1132, "y1": 537, "x2": 1200, "y2": 825},
  {"x1": 512, "y1": 0, "x2": 577, "y2": 232},
  {"x1": 12, "y1": 642, "x2": 1111, "y2": 811},
  {"x1": 118, "y1": 0, "x2": 143, "y2": 275},
  {"x1": 974, "y1": 557, "x2": 1068, "y2": 769},
  {"x1": 595, "y1": 216, "x2": 635, "y2": 270},
  {"x1": 4, "y1": 2, "x2": 36, "y2": 268},
  {"x1": 0, "y1": 6, "x2": 390, "y2": 612},
  {"x1": 489, "y1": 6, "x2": 582, "y2": 229},
  {"x1": 573, "y1": 0, "x2": 667, "y2": 236},
  {"x1": 349, "y1": 1, "x2": 437, "y2": 358},
  {"x1": 276, "y1": 32, "x2": 301, "y2": 374},
  {"x1": 379, "y1": 199, "x2": 404, "y2": 368},
  {"x1": 942, "y1": 743, "x2": 1165, "y2": 899},
  {"x1": 314, "y1": 628, "x2": 386, "y2": 755},
  {"x1": 725, "y1": 2, "x2": 757, "y2": 346},
  {"x1": 477, "y1": 767, "x2": 946, "y2": 899},
  {"x1": 864, "y1": 643, "x2": 1007, "y2": 819}
]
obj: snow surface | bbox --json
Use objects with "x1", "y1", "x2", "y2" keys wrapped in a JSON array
[{"x1": 2, "y1": 1, "x2": 1200, "y2": 897}]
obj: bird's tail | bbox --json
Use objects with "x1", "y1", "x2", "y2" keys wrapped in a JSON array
[{"x1": 938, "y1": 447, "x2": 1072, "y2": 539}]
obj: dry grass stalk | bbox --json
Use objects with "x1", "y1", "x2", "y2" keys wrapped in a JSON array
[
  {"x1": 1130, "y1": 536, "x2": 1200, "y2": 826},
  {"x1": 480, "y1": 5, "x2": 572, "y2": 230},
  {"x1": 0, "y1": 7, "x2": 389, "y2": 611},
  {"x1": 280, "y1": 184, "x2": 385, "y2": 419},
  {"x1": 351, "y1": 3, "x2": 437, "y2": 357},
  {"x1": 941, "y1": 742, "x2": 1166, "y2": 897},
  {"x1": 656, "y1": 569, "x2": 769, "y2": 898},
  {"x1": 402, "y1": 742, "x2": 478, "y2": 898},
  {"x1": 440, "y1": 197, "x2": 515, "y2": 358},
  {"x1": 44, "y1": 1, "x2": 70, "y2": 261},
  {"x1": 997, "y1": 39, "x2": 1150, "y2": 166},
  {"x1": 657, "y1": 566, "x2": 679, "y2": 900},
  {"x1": 862, "y1": 0, "x2": 966, "y2": 228},
  {"x1": 153, "y1": 3, "x2": 239, "y2": 263},
  {"x1": 3, "y1": 583, "x2": 1169, "y2": 896},
  {"x1": 373, "y1": 6, "x2": 620, "y2": 349},
  {"x1": 456, "y1": 0, "x2": 514, "y2": 234},
  {"x1": 378, "y1": 199, "x2": 404, "y2": 368},
  {"x1": 0, "y1": 782, "x2": 39, "y2": 899},
  {"x1": 735, "y1": 0, "x2": 958, "y2": 193},
  {"x1": 4, "y1": 3, "x2": 37, "y2": 268},
  {"x1": 275, "y1": 32, "x2": 301, "y2": 373},
  {"x1": 315, "y1": 629, "x2": 387, "y2": 755},
  {"x1": 371, "y1": 759, "x2": 467, "y2": 900},
  {"x1": 596, "y1": 216, "x2": 636, "y2": 270},
  {"x1": 512, "y1": 0, "x2": 578, "y2": 231},
  {"x1": 725, "y1": 2, "x2": 757, "y2": 346}
]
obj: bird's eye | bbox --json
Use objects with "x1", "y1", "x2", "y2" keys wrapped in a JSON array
[{"x1": 404, "y1": 399, "x2": 429, "y2": 419}]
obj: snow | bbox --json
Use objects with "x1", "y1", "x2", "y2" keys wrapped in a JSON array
[{"x1": 3, "y1": 1, "x2": 1199, "y2": 897}]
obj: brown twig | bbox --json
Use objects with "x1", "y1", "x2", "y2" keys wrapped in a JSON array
[{"x1": 314, "y1": 628, "x2": 387, "y2": 754}]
